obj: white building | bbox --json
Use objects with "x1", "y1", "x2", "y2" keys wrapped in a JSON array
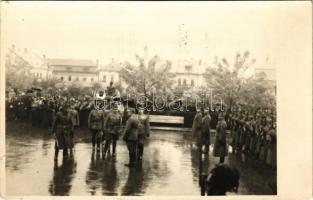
[
  {"x1": 47, "y1": 58, "x2": 99, "y2": 87},
  {"x1": 171, "y1": 58, "x2": 207, "y2": 89},
  {"x1": 254, "y1": 57, "x2": 276, "y2": 82},
  {"x1": 98, "y1": 60, "x2": 122, "y2": 87}
]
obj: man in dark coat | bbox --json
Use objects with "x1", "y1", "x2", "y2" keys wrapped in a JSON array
[
  {"x1": 52, "y1": 105, "x2": 74, "y2": 160},
  {"x1": 192, "y1": 109, "x2": 202, "y2": 145},
  {"x1": 103, "y1": 103, "x2": 122, "y2": 157},
  {"x1": 201, "y1": 109, "x2": 211, "y2": 154},
  {"x1": 88, "y1": 102, "x2": 105, "y2": 151},
  {"x1": 136, "y1": 107, "x2": 150, "y2": 161},
  {"x1": 213, "y1": 114, "x2": 228, "y2": 163},
  {"x1": 122, "y1": 108, "x2": 138, "y2": 167},
  {"x1": 205, "y1": 164, "x2": 240, "y2": 196}
]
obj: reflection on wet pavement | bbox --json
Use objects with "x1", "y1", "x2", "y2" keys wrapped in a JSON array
[{"x1": 6, "y1": 122, "x2": 276, "y2": 196}]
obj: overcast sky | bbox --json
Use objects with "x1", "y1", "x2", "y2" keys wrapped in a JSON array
[{"x1": 2, "y1": 1, "x2": 310, "y2": 68}]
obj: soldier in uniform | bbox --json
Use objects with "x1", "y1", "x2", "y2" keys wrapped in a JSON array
[
  {"x1": 122, "y1": 108, "x2": 138, "y2": 167},
  {"x1": 107, "y1": 81, "x2": 116, "y2": 97},
  {"x1": 69, "y1": 103, "x2": 80, "y2": 127},
  {"x1": 52, "y1": 104, "x2": 74, "y2": 160},
  {"x1": 80, "y1": 96, "x2": 92, "y2": 127},
  {"x1": 137, "y1": 107, "x2": 150, "y2": 161},
  {"x1": 88, "y1": 100, "x2": 105, "y2": 151},
  {"x1": 103, "y1": 102, "x2": 122, "y2": 157},
  {"x1": 192, "y1": 108, "x2": 203, "y2": 147},
  {"x1": 213, "y1": 114, "x2": 228, "y2": 163},
  {"x1": 68, "y1": 103, "x2": 80, "y2": 141},
  {"x1": 201, "y1": 109, "x2": 211, "y2": 154}
]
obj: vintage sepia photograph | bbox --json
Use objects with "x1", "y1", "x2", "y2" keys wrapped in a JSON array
[{"x1": 5, "y1": 1, "x2": 307, "y2": 197}]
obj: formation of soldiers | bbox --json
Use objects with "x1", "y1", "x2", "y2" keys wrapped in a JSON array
[{"x1": 192, "y1": 106, "x2": 276, "y2": 168}]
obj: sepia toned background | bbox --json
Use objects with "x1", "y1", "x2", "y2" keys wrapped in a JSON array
[{"x1": 0, "y1": 1, "x2": 312, "y2": 200}]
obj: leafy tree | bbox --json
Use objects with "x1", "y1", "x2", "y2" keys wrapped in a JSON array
[
  {"x1": 119, "y1": 53, "x2": 175, "y2": 100},
  {"x1": 204, "y1": 51, "x2": 257, "y2": 109},
  {"x1": 5, "y1": 51, "x2": 35, "y2": 90}
]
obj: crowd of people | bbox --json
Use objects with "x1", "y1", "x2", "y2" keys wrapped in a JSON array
[
  {"x1": 192, "y1": 105, "x2": 277, "y2": 169},
  {"x1": 6, "y1": 84, "x2": 276, "y2": 195}
]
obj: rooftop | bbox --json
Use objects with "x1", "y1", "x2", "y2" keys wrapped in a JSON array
[{"x1": 47, "y1": 58, "x2": 97, "y2": 67}]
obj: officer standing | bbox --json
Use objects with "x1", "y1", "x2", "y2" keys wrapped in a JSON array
[
  {"x1": 52, "y1": 104, "x2": 74, "y2": 160},
  {"x1": 122, "y1": 108, "x2": 138, "y2": 167},
  {"x1": 213, "y1": 114, "x2": 228, "y2": 163},
  {"x1": 103, "y1": 102, "x2": 122, "y2": 158},
  {"x1": 68, "y1": 103, "x2": 80, "y2": 141},
  {"x1": 137, "y1": 107, "x2": 150, "y2": 161},
  {"x1": 201, "y1": 108, "x2": 211, "y2": 154},
  {"x1": 88, "y1": 101, "x2": 105, "y2": 151},
  {"x1": 192, "y1": 108, "x2": 203, "y2": 146}
]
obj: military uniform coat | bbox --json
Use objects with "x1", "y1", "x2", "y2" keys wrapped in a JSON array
[
  {"x1": 88, "y1": 109, "x2": 104, "y2": 130},
  {"x1": 137, "y1": 114, "x2": 150, "y2": 144},
  {"x1": 213, "y1": 120, "x2": 228, "y2": 157},
  {"x1": 52, "y1": 112, "x2": 74, "y2": 149},
  {"x1": 201, "y1": 114, "x2": 211, "y2": 145},
  {"x1": 68, "y1": 109, "x2": 80, "y2": 127},
  {"x1": 104, "y1": 111, "x2": 122, "y2": 139},
  {"x1": 192, "y1": 112, "x2": 202, "y2": 140},
  {"x1": 123, "y1": 116, "x2": 139, "y2": 141}
]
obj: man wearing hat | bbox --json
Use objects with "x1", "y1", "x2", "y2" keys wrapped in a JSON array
[
  {"x1": 201, "y1": 108, "x2": 211, "y2": 154},
  {"x1": 103, "y1": 102, "x2": 122, "y2": 157},
  {"x1": 136, "y1": 106, "x2": 150, "y2": 161},
  {"x1": 122, "y1": 108, "x2": 138, "y2": 166},
  {"x1": 192, "y1": 108, "x2": 203, "y2": 145},
  {"x1": 88, "y1": 100, "x2": 105, "y2": 151},
  {"x1": 213, "y1": 114, "x2": 228, "y2": 163},
  {"x1": 52, "y1": 104, "x2": 74, "y2": 160}
]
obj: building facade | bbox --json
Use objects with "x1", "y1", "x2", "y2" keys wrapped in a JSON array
[{"x1": 47, "y1": 59, "x2": 99, "y2": 87}]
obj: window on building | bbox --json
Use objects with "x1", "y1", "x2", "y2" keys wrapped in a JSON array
[
  {"x1": 103, "y1": 75, "x2": 106, "y2": 82},
  {"x1": 60, "y1": 76, "x2": 64, "y2": 81},
  {"x1": 76, "y1": 77, "x2": 79, "y2": 81},
  {"x1": 91, "y1": 77, "x2": 94, "y2": 82},
  {"x1": 68, "y1": 75, "x2": 71, "y2": 81},
  {"x1": 178, "y1": 79, "x2": 181, "y2": 86},
  {"x1": 191, "y1": 80, "x2": 194, "y2": 87},
  {"x1": 83, "y1": 77, "x2": 87, "y2": 82},
  {"x1": 183, "y1": 79, "x2": 187, "y2": 86}
]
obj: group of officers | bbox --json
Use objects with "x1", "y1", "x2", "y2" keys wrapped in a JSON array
[
  {"x1": 51, "y1": 97, "x2": 150, "y2": 167},
  {"x1": 192, "y1": 106, "x2": 276, "y2": 168}
]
